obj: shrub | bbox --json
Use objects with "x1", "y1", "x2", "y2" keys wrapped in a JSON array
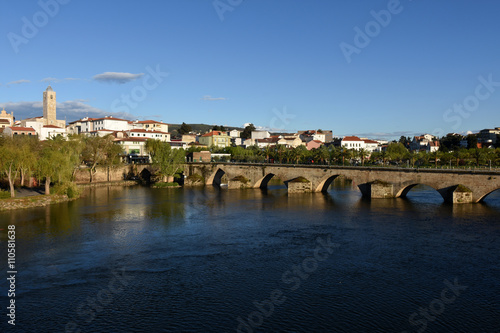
[
  {"x1": 152, "y1": 182, "x2": 180, "y2": 188},
  {"x1": 54, "y1": 183, "x2": 81, "y2": 198},
  {"x1": 0, "y1": 189, "x2": 10, "y2": 199}
]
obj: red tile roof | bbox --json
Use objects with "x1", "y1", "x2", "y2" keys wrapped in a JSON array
[
  {"x1": 342, "y1": 136, "x2": 363, "y2": 141},
  {"x1": 9, "y1": 126, "x2": 36, "y2": 132},
  {"x1": 70, "y1": 117, "x2": 102, "y2": 124},
  {"x1": 136, "y1": 120, "x2": 169, "y2": 125},
  {"x1": 116, "y1": 138, "x2": 148, "y2": 142},
  {"x1": 129, "y1": 129, "x2": 169, "y2": 134},
  {"x1": 363, "y1": 139, "x2": 379, "y2": 144},
  {"x1": 256, "y1": 137, "x2": 280, "y2": 143},
  {"x1": 92, "y1": 116, "x2": 128, "y2": 122},
  {"x1": 0, "y1": 119, "x2": 10, "y2": 124},
  {"x1": 201, "y1": 131, "x2": 226, "y2": 137},
  {"x1": 43, "y1": 125, "x2": 63, "y2": 129}
]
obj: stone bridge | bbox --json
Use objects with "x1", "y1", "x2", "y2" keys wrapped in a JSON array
[{"x1": 182, "y1": 162, "x2": 500, "y2": 204}]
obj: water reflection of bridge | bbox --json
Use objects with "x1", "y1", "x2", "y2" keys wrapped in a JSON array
[{"x1": 181, "y1": 163, "x2": 500, "y2": 204}]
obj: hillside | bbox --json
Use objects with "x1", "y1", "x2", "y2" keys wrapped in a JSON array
[{"x1": 168, "y1": 123, "x2": 244, "y2": 136}]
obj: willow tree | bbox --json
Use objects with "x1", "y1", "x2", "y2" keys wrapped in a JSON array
[
  {"x1": 0, "y1": 137, "x2": 22, "y2": 197},
  {"x1": 17, "y1": 136, "x2": 39, "y2": 187},
  {"x1": 145, "y1": 139, "x2": 185, "y2": 182},
  {"x1": 37, "y1": 137, "x2": 75, "y2": 195},
  {"x1": 82, "y1": 135, "x2": 121, "y2": 182}
]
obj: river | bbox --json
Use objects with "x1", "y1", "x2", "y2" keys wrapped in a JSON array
[{"x1": 1, "y1": 183, "x2": 499, "y2": 332}]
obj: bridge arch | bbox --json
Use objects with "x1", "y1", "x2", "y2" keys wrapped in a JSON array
[
  {"x1": 207, "y1": 168, "x2": 226, "y2": 187},
  {"x1": 476, "y1": 187, "x2": 500, "y2": 203},
  {"x1": 139, "y1": 168, "x2": 152, "y2": 183},
  {"x1": 397, "y1": 183, "x2": 440, "y2": 198},
  {"x1": 314, "y1": 175, "x2": 341, "y2": 192},
  {"x1": 254, "y1": 173, "x2": 276, "y2": 189}
]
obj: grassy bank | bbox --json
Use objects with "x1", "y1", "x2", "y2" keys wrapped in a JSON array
[
  {"x1": 0, "y1": 180, "x2": 139, "y2": 212},
  {"x1": 0, "y1": 194, "x2": 77, "y2": 212}
]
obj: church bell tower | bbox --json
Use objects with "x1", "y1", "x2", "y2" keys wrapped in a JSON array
[{"x1": 43, "y1": 85, "x2": 56, "y2": 125}]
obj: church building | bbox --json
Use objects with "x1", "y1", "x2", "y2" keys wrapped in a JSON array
[{"x1": 21, "y1": 85, "x2": 66, "y2": 129}]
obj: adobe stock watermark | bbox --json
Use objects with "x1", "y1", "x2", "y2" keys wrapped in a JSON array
[
  {"x1": 269, "y1": 106, "x2": 296, "y2": 131},
  {"x1": 339, "y1": 0, "x2": 405, "y2": 64},
  {"x1": 213, "y1": 0, "x2": 244, "y2": 22},
  {"x1": 402, "y1": 277, "x2": 467, "y2": 333},
  {"x1": 433, "y1": 74, "x2": 500, "y2": 137},
  {"x1": 65, "y1": 267, "x2": 135, "y2": 333},
  {"x1": 111, "y1": 65, "x2": 169, "y2": 114},
  {"x1": 236, "y1": 235, "x2": 339, "y2": 333},
  {"x1": 7, "y1": 0, "x2": 70, "y2": 54}
]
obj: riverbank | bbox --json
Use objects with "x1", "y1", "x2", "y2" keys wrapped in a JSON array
[
  {"x1": 76, "y1": 180, "x2": 139, "y2": 188},
  {"x1": 0, "y1": 180, "x2": 139, "y2": 211},
  {"x1": 0, "y1": 194, "x2": 77, "y2": 211}
]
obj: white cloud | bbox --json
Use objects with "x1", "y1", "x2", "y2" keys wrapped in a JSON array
[
  {"x1": 5, "y1": 79, "x2": 30, "y2": 86},
  {"x1": 0, "y1": 100, "x2": 136, "y2": 122},
  {"x1": 93, "y1": 72, "x2": 144, "y2": 84},
  {"x1": 343, "y1": 131, "x2": 421, "y2": 140},
  {"x1": 41, "y1": 77, "x2": 81, "y2": 83},
  {"x1": 201, "y1": 95, "x2": 228, "y2": 101}
]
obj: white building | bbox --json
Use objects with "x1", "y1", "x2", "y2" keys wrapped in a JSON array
[
  {"x1": 126, "y1": 129, "x2": 170, "y2": 142},
  {"x1": 229, "y1": 129, "x2": 241, "y2": 138},
  {"x1": 341, "y1": 136, "x2": 365, "y2": 150},
  {"x1": 92, "y1": 116, "x2": 129, "y2": 131},
  {"x1": 299, "y1": 130, "x2": 326, "y2": 143},
  {"x1": 129, "y1": 120, "x2": 169, "y2": 133},
  {"x1": 251, "y1": 131, "x2": 270, "y2": 141},
  {"x1": 362, "y1": 139, "x2": 379, "y2": 153},
  {"x1": 410, "y1": 134, "x2": 437, "y2": 151},
  {"x1": 39, "y1": 125, "x2": 67, "y2": 141}
]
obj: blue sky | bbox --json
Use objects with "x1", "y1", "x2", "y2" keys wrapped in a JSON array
[{"x1": 1, "y1": 0, "x2": 499, "y2": 139}]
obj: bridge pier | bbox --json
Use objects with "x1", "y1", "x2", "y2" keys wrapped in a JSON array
[
  {"x1": 438, "y1": 185, "x2": 473, "y2": 204},
  {"x1": 227, "y1": 176, "x2": 252, "y2": 190},
  {"x1": 284, "y1": 177, "x2": 313, "y2": 193},
  {"x1": 358, "y1": 181, "x2": 395, "y2": 199}
]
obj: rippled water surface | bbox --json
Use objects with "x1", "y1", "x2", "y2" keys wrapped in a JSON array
[{"x1": 1, "y1": 184, "x2": 499, "y2": 332}]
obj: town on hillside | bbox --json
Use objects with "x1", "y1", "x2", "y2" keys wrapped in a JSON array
[{"x1": 1, "y1": 86, "x2": 499, "y2": 165}]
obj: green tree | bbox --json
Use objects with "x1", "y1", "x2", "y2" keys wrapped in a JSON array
[
  {"x1": 145, "y1": 140, "x2": 185, "y2": 182},
  {"x1": 358, "y1": 148, "x2": 369, "y2": 166},
  {"x1": 452, "y1": 149, "x2": 468, "y2": 167},
  {"x1": 262, "y1": 145, "x2": 273, "y2": 163},
  {"x1": 178, "y1": 122, "x2": 192, "y2": 135},
  {"x1": 387, "y1": 142, "x2": 408, "y2": 164},
  {"x1": 212, "y1": 125, "x2": 226, "y2": 132},
  {"x1": 440, "y1": 134, "x2": 463, "y2": 151},
  {"x1": 315, "y1": 146, "x2": 330, "y2": 164},
  {"x1": 466, "y1": 134, "x2": 478, "y2": 149},
  {"x1": 17, "y1": 136, "x2": 38, "y2": 187},
  {"x1": 0, "y1": 137, "x2": 22, "y2": 197},
  {"x1": 241, "y1": 124, "x2": 256, "y2": 140},
  {"x1": 81, "y1": 135, "x2": 118, "y2": 183},
  {"x1": 102, "y1": 141, "x2": 124, "y2": 182},
  {"x1": 66, "y1": 134, "x2": 86, "y2": 181},
  {"x1": 37, "y1": 137, "x2": 75, "y2": 195},
  {"x1": 340, "y1": 149, "x2": 353, "y2": 166},
  {"x1": 398, "y1": 136, "x2": 410, "y2": 148},
  {"x1": 429, "y1": 150, "x2": 442, "y2": 168},
  {"x1": 469, "y1": 148, "x2": 486, "y2": 166}
]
